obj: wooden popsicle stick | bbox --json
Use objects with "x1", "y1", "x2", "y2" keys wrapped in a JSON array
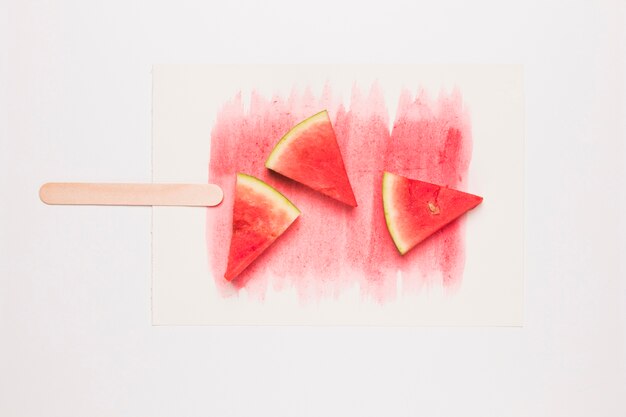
[{"x1": 39, "y1": 183, "x2": 223, "y2": 207}]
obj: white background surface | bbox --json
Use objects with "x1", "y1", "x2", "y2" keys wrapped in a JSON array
[{"x1": 2, "y1": 0, "x2": 625, "y2": 416}]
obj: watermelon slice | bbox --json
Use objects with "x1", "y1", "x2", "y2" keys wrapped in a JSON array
[
  {"x1": 224, "y1": 173, "x2": 300, "y2": 281},
  {"x1": 265, "y1": 110, "x2": 357, "y2": 207},
  {"x1": 382, "y1": 171, "x2": 483, "y2": 255}
]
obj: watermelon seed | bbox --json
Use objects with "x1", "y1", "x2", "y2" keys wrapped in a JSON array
[{"x1": 428, "y1": 201, "x2": 440, "y2": 215}]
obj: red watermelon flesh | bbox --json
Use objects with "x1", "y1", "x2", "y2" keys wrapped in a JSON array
[
  {"x1": 265, "y1": 110, "x2": 357, "y2": 207},
  {"x1": 224, "y1": 173, "x2": 300, "y2": 281},
  {"x1": 382, "y1": 171, "x2": 483, "y2": 255}
]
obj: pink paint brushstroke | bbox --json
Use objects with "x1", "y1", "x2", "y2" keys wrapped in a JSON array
[{"x1": 206, "y1": 85, "x2": 472, "y2": 302}]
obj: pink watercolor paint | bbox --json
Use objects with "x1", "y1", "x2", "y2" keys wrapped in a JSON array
[{"x1": 206, "y1": 85, "x2": 472, "y2": 302}]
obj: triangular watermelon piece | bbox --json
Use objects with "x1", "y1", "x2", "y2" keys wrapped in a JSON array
[
  {"x1": 265, "y1": 110, "x2": 357, "y2": 207},
  {"x1": 382, "y1": 171, "x2": 483, "y2": 255},
  {"x1": 224, "y1": 173, "x2": 300, "y2": 281}
]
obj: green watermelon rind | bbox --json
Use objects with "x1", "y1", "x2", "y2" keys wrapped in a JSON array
[
  {"x1": 382, "y1": 171, "x2": 411, "y2": 255},
  {"x1": 264, "y1": 110, "x2": 328, "y2": 169},
  {"x1": 236, "y1": 173, "x2": 301, "y2": 219}
]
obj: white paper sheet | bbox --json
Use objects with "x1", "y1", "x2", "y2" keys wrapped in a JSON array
[{"x1": 152, "y1": 64, "x2": 524, "y2": 325}]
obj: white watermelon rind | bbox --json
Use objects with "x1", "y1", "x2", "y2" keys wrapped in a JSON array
[
  {"x1": 264, "y1": 110, "x2": 329, "y2": 169},
  {"x1": 382, "y1": 171, "x2": 411, "y2": 255},
  {"x1": 237, "y1": 173, "x2": 301, "y2": 219}
]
